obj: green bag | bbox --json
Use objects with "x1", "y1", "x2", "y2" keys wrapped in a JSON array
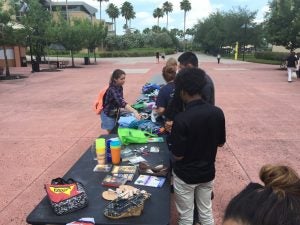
[{"x1": 118, "y1": 128, "x2": 157, "y2": 145}]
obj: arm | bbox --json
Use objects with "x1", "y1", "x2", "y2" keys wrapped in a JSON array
[
  {"x1": 170, "y1": 117, "x2": 187, "y2": 161},
  {"x1": 125, "y1": 104, "x2": 141, "y2": 120},
  {"x1": 218, "y1": 110, "x2": 226, "y2": 147}
]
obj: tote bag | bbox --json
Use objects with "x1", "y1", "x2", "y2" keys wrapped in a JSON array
[{"x1": 118, "y1": 128, "x2": 157, "y2": 145}]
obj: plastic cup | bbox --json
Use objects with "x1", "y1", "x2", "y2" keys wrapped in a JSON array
[
  {"x1": 97, "y1": 153, "x2": 106, "y2": 165},
  {"x1": 111, "y1": 146, "x2": 121, "y2": 165},
  {"x1": 96, "y1": 138, "x2": 105, "y2": 155}
]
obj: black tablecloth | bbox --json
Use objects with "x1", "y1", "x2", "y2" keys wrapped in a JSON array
[{"x1": 26, "y1": 135, "x2": 170, "y2": 225}]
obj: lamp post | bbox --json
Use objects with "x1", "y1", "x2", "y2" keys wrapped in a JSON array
[
  {"x1": 98, "y1": 0, "x2": 108, "y2": 21},
  {"x1": 241, "y1": 23, "x2": 247, "y2": 61}
]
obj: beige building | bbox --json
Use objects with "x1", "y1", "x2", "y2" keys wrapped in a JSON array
[
  {"x1": 272, "y1": 45, "x2": 300, "y2": 53},
  {"x1": 49, "y1": 1, "x2": 97, "y2": 21},
  {"x1": 46, "y1": 1, "x2": 113, "y2": 32}
]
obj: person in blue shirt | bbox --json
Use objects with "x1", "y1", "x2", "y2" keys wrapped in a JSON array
[{"x1": 155, "y1": 65, "x2": 176, "y2": 118}]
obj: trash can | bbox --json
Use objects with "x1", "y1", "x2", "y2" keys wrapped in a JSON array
[
  {"x1": 32, "y1": 61, "x2": 40, "y2": 72},
  {"x1": 84, "y1": 57, "x2": 90, "y2": 65},
  {"x1": 20, "y1": 57, "x2": 27, "y2": 67}
]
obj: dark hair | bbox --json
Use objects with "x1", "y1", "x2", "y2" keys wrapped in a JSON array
[
  {"x1": 175, "y1": 68, "x2": 206, "y2": 96},
  {"x1": 223, "y1": 164, "x2": 300, "y2": 225},
  {"x1": 177, "y1": 51, "x2": 198, "y2": 67},
  {"x1": 109, "y1": 69, "x2": 125, "y2": 85},
  {"x1": 162, "y1": 65, "x2": 176, "y2": 82}
]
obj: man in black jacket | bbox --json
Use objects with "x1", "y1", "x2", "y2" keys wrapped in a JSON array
[{"x1": 165, "y1": 52, "x2": 215, "y2": 132}]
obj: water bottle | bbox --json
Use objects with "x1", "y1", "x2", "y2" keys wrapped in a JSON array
[{"x1": 106, "y1": 139, "x2": 112, "y2": 164}]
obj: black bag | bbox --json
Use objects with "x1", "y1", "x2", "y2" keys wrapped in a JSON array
[{"x1": 45, "y1": 178, "x2": 88, "y2": 215}]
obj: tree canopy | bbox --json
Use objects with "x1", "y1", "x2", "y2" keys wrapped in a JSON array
[
  {"x1": 193, "y1": 7, "x2": 263, "y2": 53},
  {"x1": 264, "y1": 0, "x2": 300, "y2": 50}
]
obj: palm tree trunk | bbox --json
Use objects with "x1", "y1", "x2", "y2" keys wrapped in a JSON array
[
  {"x1": 94, "y1": 49, "x2": 96, "y2": 63},
  {"x1": 166, "y1": 13, "x2": 169, "y2": 30},
  {"x1": 183, "y1": 11, "x2": 186, "y2": 51},
  {"x1": 114, "y1": 18, "x2": 117, "y2": 36},
  {"x1": 3, "y1": 46, "x2": 10, "y2": 77}
]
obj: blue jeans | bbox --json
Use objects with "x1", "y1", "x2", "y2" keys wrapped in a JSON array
[{"x1": 100, "y1": 111, "x2": 116, "y2": 131}]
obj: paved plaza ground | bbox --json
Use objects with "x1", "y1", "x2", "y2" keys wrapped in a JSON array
[{"x1": 0, "y1": 53, "x2": 299, "y2": 225}]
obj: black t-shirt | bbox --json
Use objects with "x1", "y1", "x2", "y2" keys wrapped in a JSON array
[
  {"x1": 164, "y1": 73, "x2": 215, "y2": 120},
  {"x1": 286, "y1": 55, "x2": 298, "y2": 68},
  {"x1": 170, "y1": 99, "x2": 226, "y2": 184}
]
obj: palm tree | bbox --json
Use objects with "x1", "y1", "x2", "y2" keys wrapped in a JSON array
[
  {"x1": 97, "y1": 0, "x2": 109, "y2": 21},
  {"x1": 106, "y1": 3, "x2": 119, "y2": 35},
  {"x1": 163, "y1": 1, "x2": 173, "y2": 30},
  {"x1": 180, "y1": 0, "x2": 191, "y2": 50},
  {"x1": 153, "y1": 8, "x2": 164, "y2": 27},
  {"x1": 121, "y1": 1, "x2": 135, "y2": 32}
]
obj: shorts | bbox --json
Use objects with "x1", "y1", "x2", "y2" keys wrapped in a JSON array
[{"x1": 100, "y1": 111, "x2": 116, "y2": 130}]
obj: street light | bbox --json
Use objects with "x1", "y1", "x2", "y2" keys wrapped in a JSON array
[
  {"x1": 97, "y1": 0, "x2": 108, "y2": 21},
  {"x1": 241, "y1": 23, "x2": 247, "y2": 61}
]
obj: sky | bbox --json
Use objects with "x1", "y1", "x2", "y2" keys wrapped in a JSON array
[{"x1": 62, "y1": 0, "x2": 271, "y2": 34}]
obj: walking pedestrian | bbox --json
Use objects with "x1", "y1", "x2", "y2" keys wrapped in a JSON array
[
  {"x1": 217, "y1": 54, "x2": 221, "y2": 64},
  {"x1": 286, "y1": 51, "x2": 298, "y2": 82},
  {"x1": 155, "y1": 52, "x2": 160, "y2": 64}
]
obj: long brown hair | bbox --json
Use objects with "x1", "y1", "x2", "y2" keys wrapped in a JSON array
[{"x1": 109, "y1": 69, "x2": 125, "y2": 85}]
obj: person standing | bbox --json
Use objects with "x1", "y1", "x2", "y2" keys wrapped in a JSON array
[
  {"x1": 217, "y1": 54, "x2": 221, "y2": 64},
  {"x1": 166, "y1": 57, "x2": 178, "y2": 72},
  {"x1": 170, "y1": 67, "x2": 226, "y2": 225},
  {"x1": 164, "y1": 51, "x2": 215, "y2": 132},
  {"x1": 286, "y1": 51, "x2": 298, "y2": 82},
  {"x1": 155, "y1": 65, "x2": 176, "y2": 117},
  {"x1": 101, "y1": 69, "x2": 141, "y2": 133},
  {"x1": 155, "y1": 52, "x2": 160, "y2": 64}
]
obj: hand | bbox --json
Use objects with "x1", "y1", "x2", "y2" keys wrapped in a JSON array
[
  {"x1": 165, "y1": 121, "x2": 173, "y2": 133},
  {"x1": 133, "y1": 111, "x2": 141, "y2": 120}
]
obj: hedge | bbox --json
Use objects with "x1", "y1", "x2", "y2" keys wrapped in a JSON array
[
  {"x1": 254, "y1": 51, "x2": 289, "y2": 61},
  {"x1": 98, "y1": 48, "x2": 175, "y2": 58}
]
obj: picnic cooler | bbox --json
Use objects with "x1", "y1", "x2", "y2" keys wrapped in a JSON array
[{"x1": 45, "y1": 178, "x2": 88, "y2": 215}]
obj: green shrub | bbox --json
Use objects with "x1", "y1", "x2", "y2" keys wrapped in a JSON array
[
  {"x1": 254, "y1": 51, "x2": 288, "y2": 61},
  {"x1": 98, "y1": 48, "x2": 175, "y2": 58}
]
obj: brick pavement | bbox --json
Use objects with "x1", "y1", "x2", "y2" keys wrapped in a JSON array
[{"x1": 0, "y1": 54, "x2": 299, "y2": 225}]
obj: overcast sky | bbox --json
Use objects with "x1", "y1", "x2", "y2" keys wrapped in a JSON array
[{"x1": 61, "y1": 0, "x2": 270, "y2": 34}]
